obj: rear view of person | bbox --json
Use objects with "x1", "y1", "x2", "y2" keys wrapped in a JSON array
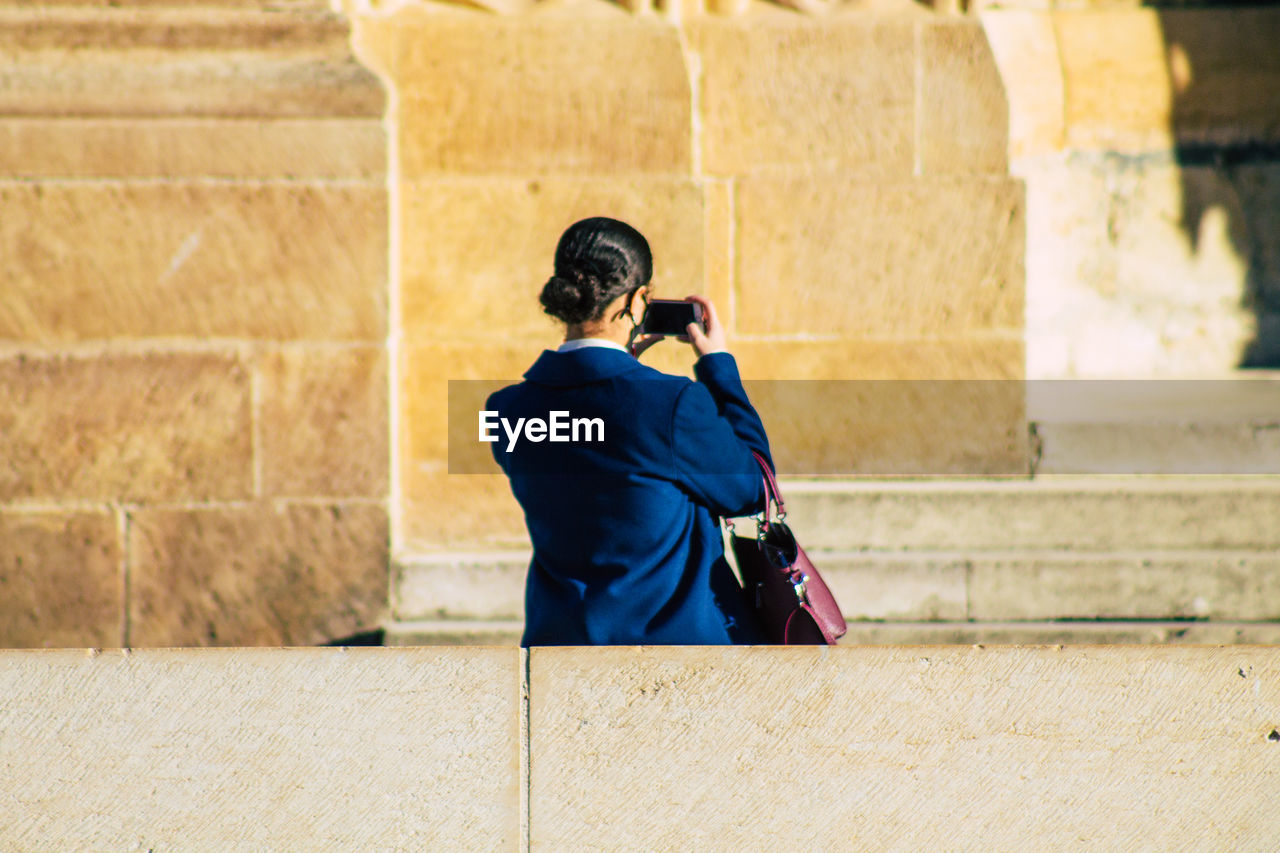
[{"x1": 487, "y1": 216, "x2": 774, "y2": 645}]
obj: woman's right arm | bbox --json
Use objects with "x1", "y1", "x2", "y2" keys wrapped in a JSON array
[{"x1": 667, "y1": 296, "x2": 773, "y2": 517}]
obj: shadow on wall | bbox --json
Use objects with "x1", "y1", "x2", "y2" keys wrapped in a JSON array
[{"x1": 1152, "y1": 1, "x2": 1280, "y2": 367}]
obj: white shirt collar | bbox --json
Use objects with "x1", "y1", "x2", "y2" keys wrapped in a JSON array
[{"x1": 557, "y1": 338, "x2": 628, "y2": 354}]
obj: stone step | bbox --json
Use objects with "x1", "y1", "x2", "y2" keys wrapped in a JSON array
[
  {"x1": 393, "y1": 547, "x2": 1280, "y2": 624},
  {"x1": 781, "y1": 476, "x2": 1280, "y2": 551},
  {"x1": 1029, "y1": 378, "x2": 1280, "y2": 475},
  {"x1": 383, "y1": 618, "x2": 1280, "y2": 647},
  {"x1": 0, "y1": 7, "x2": 381, "y2": 118}
]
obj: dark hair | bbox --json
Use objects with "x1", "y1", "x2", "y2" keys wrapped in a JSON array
[{"x1": 539, "y1": 217, "x2": 653, "y2": 325}]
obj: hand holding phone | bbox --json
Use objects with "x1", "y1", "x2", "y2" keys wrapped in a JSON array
[
  {"x1": 639, "y1": 299, "x2": 705, "y2": 337},
  {"x1": 633, "y1": 296, "x2": 726, "y2": 360}
]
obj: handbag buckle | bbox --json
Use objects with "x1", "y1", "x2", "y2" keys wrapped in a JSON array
[{"x1": 792, "y1": 572, "x2": 810, "y2": 605}]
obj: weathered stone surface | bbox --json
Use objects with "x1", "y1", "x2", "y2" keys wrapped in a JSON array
[
  {"x1": 529, "y1": 646, "x2": 1280, "y2": 849},
  {"x1": 739, "y1": 378, "x2": 1028, "y2": 475},
  {"x1": 394, "y1": 553, "x2": 529, "y2": 621},
  {"x1": 0, "y1": 353, "x2": 251, "y2": 502},
  {"x1": 400, "y1": 178, "x2": 705, "y2": 343},
  {"x1": 261, "y1": 346, "x2": 389, "y2": 498},
  {"x1": 693, "y1": 18, "x2": 914, "y2": 176},
  {"x1": 783, "y1": 477, "x2": 1280, "y2": 551},
  {"x1": 0, "y1": 9, "x2": 383, "y2": 118},
  {"x1": 128, "y1": 503, "x2": 388, "y2": 646},
  {"x1": 920, "y1": 21, "x2": 1008, "y2": 175},
  {"x1": 0, "y1": 184, "x2": 386, "y2": 342},
  {"x1": 395, "y1": 15, "x2": 690, "y2": 175},
  {"x1": 0, "y1": 118, "x2": 385, "y2": 179},
  {"x1": 971, "y1": 551, "x2": 1280, "y2": 621},
  {"x1": 733, "y1": 175, "x2": 1024, "y2": 336},
  {"x1": 0, "y1": 511, "x2": 120, "y2": 648},
  {"x1": 729, "y1": 338, "x2": 1025, "y2": 380},
  {"x1": 980, "y1": 10, "x2": 1064, "y2": 158},
  {"x1": 1055, "y1": 10, "x2": 1174, "y2": 151},
  {"x1": 0, "y1": 648, "x2": 520, "y2": 849},
  {"x1": 1019, "y1": 155, "x2": 1265, "y2": 377}
]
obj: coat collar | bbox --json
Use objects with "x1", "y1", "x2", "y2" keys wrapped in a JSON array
[{"x1": 523, "y1": 347, "x2": 647, "y2": 387}]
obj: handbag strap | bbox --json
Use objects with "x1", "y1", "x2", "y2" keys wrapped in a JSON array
[{"x1": 751, "y1": 450, "x2": 785, "y2": 521}]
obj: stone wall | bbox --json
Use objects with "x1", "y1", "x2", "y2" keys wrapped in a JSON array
[
  {"x1": 0, "y1": 2, "x2": 391, "y2": 647},
  {"x1": 350, "y1": 1, "x2": 1026, "y2": 558},
  {"x1": 5, "y1": 646, "x2": 1280, "y2": 848}
]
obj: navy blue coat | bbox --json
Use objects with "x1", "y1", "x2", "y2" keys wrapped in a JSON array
[{"x1": 486, "y1": 347, "x2": 772, "y2": 646}]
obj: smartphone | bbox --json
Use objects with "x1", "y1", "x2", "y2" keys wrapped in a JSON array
[{"x1": 640, "y1": 299, "x2": 704, "y2": 337}]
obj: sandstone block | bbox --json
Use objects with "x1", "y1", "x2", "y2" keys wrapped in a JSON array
[
  {"x1": 0, "y1": 9, "x2": 383, "y2": 118},
  {"x1": 260, "y1": 346, "x2": 389, "y2": 499},
  {"x1": 920, "y1": 20, "x2": 1008, "y2": 175},
  {"x1": 529, "y1": 646, "x2": 1280, "y2": 849},
  {"x1": 400, "y1": 178, "x2": 705, "y2": 343},
  {"x1": 971, "y1": 551, "x2": 1280, "y2": 621},
  {"x1": 395, "y1": 16, "x2": 690, "y2": 175},
  {"x1": 782, "y1": 477, "x2": 1280, "y2": 551},
  {"x1": 979, "y1": 10, "x2": 1064, "y2": 158},
  {"x1": 692, "y1": 18, "x2": 915, "y2": 176},
  {"x1": 0, "y1": 353, "x2": 251, "y2": 502},
  {"x1": 729, "y1": 338, "x2": 1025, "y2": 380},
  {"x1": 0, "y1": 118, "x2": 385, "y2": 179},
  {"x1": 0, "y1": 184, "x2": 386, "y2": 342},
  {"x1": 733, "y1": 175, "x2": 1025, "y2": 337},
  {"x1": 0, "y1": 511, "x2": 120, "y2": 648},
  {"x1": 1055, "y1": 10, "x2": 1174, "y2": 151},
  {"x1": 403, "y1": 472, "x2": 530, "y2": 552},
  {"x1": 0, "y1": 648, "x2": 520, "y2": 849},
  {"x1": 401, "y1": 343, "x2": 534, "y2": 550},
  {"x1": 128, "y1": 503, "x2": 388, "y2": 646}
]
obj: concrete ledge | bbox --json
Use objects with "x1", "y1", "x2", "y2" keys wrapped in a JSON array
[{"x1": 3, "y1": 646, "x2": 1278, "y2": 849}]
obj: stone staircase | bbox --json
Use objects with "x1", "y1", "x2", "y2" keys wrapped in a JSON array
[{"x1": 390, "y1": 382, "x2": 1280, "y2": 645}]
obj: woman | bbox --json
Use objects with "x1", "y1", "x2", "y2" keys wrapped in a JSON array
[{"x1": 486, "y1": 217, "x2": 772, "y2": 646}]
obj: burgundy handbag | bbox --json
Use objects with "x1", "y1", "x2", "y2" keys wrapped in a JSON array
[{"x1": 730, "y1": 452, "x2": 847, "y2": 645}]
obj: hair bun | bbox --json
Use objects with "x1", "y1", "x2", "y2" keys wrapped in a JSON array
[{"x1": 540, "y1": 273, "x2": 596, "y2": 324}]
